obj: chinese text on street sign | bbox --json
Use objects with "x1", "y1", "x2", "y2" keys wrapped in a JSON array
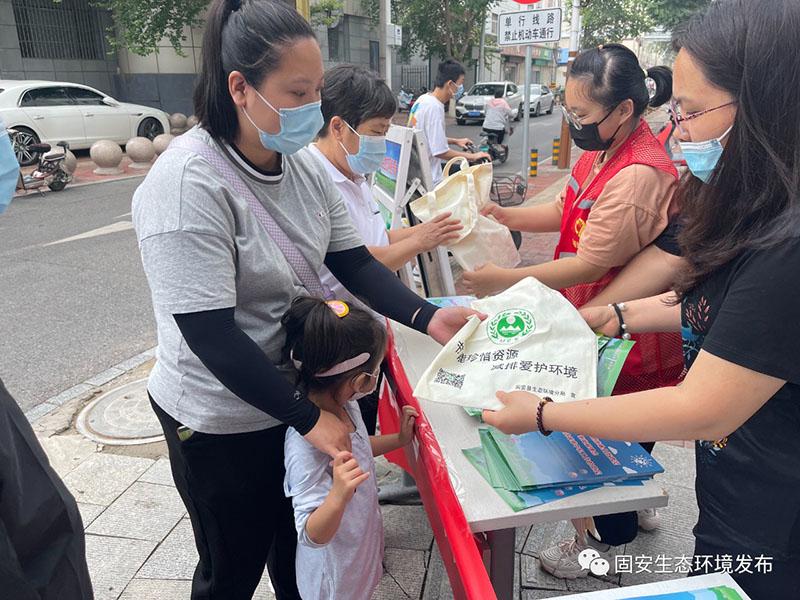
[{"x1": 498, "y1": 8, "x2": 562, "y2": 46}]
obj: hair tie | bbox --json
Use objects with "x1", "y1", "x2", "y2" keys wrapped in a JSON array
[
  {"x1": 644, "y1": 76, "x2": 657, "y2": 100},
  {"x1": 325, "y1": 300, "x2": 350, "y2": 318},
  {"x1": 290, "y1": 349, "x2": 303, "y2": 371}
]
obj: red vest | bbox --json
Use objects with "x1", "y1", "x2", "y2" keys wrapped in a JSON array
[{"x1": 555, "y1": 119, "x2": 684, "y2": 394}]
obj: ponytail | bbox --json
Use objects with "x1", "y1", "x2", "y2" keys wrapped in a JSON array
[
  {"x1": 646, "y1": 65, "x2": 673, "y2": 108},
  {"x1": 193, "y1": 0, "x2": 316, "y2": 142}
]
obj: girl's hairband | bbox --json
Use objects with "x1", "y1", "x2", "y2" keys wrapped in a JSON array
[{"x1": 291, "y1": 351, "x2": 371, "y2": 378}]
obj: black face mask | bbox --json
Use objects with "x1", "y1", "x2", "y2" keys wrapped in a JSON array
[{"x1": 569, "y1": 108, "x2": 623, "y2": 152}]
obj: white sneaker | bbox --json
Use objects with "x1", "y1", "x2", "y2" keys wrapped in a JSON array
[
  {"x1": 539, "y1": 534, "x2": 616, "y2": 580},
  {"x1": 638, "y1": 508, "x2": 660, "y2": 531}
]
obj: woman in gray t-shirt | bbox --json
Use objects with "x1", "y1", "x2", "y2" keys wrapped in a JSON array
[{"x1": 132, "y1": 1, "x2": 476, "y2": 598}]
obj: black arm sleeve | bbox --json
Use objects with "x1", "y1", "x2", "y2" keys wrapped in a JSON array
[
  {"x1": 324, "y1": 246, "x2": 439, "y2": 333},
  {"x1": 653, "y1": 219, "x2": 683, "y2": 257},
  {"x1": 173, "y1": 308, "x2": 320, "y2": 435}
]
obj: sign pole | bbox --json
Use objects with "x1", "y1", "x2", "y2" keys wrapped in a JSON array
[
  {"x1": 521, "y1": 42, "x2": 532, "y2": 181},
  {"x1": 501, "y1": 2, "x2": 561, "y2": 179}
]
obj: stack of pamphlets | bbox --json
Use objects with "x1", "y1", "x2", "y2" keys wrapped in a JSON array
[{"x1": 463, "y1": 426, "x2": 662, "y2": 512}]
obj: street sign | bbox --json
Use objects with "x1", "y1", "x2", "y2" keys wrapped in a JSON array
[{"x1": 497, "y1": 8, "x2": 562, "y2": 46}]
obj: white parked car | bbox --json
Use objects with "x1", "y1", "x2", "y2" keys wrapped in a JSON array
[
  {"x1": 456, "y1": 81, "x2": 523, "y2": 125},
  {"x1": 527, "y1": 84, "x2": 556, "y2": 117},
  {"x1": 0, "y1": 80, "x2": 170, "y2": 165}
]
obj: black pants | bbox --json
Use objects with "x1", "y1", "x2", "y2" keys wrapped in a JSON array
[
  {"x1": 592, "y1": 441, "x2": 656, "y2": 547},
  {"x1": 151, "y1": 396, "x2": 301, "y2": 600},
  {"x1": 483, "y1": 127, "x2": 506, "y2": 144}
]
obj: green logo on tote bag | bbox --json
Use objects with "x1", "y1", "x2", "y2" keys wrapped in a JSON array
[{"x1": 487, "y1": 309, "x2": 535, "y2": 345}]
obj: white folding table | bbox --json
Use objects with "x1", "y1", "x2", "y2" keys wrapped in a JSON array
[{"x1": 390, "y1": 321, "x2": 669, "y2": 599}]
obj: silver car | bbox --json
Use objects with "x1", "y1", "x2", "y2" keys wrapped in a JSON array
[
  {"x1": 527, "y1": 84, "x2": 556, "y2": 117},
  {"x1": 455, "y1": 82, "x2": 523, "y2": 125}
]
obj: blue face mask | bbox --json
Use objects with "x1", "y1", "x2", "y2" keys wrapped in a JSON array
[
  {"x1": 243, "y1": 88, "x2": 323, "y2": 156},
  {"x1": 0, "y1": 129, "x2": 18, "y2": 215},
  {"x1": 678, "y1": 125, "x2": 733, "y2": 184},
  {"x1": 340, "y1": 121, "x2": 387, "y2": 175},
  {"x1": 455, "y1": 83, "x2": 464, "y2": 99}
]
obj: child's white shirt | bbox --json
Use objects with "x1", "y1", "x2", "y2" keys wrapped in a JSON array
[{"x1": 284, "y1": 400, "x2": 384, "y2": 600}]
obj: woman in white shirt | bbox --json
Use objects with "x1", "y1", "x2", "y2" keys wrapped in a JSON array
[{"x1": 310, "y1": 64, "x2": 464, "y2": 432}]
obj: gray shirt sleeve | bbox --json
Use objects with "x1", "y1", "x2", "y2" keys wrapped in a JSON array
[
  {"x1": 284, "y1": 429, "x2": 333, "y2": 548},
  {"x1": 135, "y1": 156, "x2": 238, "y2": 314}
]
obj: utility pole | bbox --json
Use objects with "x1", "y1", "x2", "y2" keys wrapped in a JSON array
[
  {"x1": 380, "y1": 0, "x2": 393, "y2": 88},
  {"x1": 479, "y1": 9, "x2": 487, "y2": 81}
]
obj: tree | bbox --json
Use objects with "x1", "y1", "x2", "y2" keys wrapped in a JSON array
[
  {"x1": 579, "y1": 0, "x2": 655, "y2": 49},
  {"x1": 310, "y1": 0, "x2": 344, "y2": 28},
  {"x1": 648, "y1": 0, "x2": 712, "y2": 33},
  {"x1": 388, "y1": 0, "x2": 494, "y2": 64},
  {"x1": 96, "y1": 0, "x2": 208, "y2": 56},
  {"x1": 579, "y1": 0, "x2": 712, "y2": 49},
  {"x1": 52, "y1": 0, "x2": 207, "y2": 57}
]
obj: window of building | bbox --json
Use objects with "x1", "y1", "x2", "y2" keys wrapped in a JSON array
[
  {"x1": 13, "y1": 0, "x2": 106, "y2": 61},
  {"x1": 369, "y1": 41, "x2": 380, "y2": 73},
  {"x1": 327, "y1": 26, "x2": 340, "y2": 61}
]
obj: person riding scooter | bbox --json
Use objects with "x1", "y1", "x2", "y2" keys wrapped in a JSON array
[{"x1": 482, "y1": 87, "x2": 513, "y2": 145}]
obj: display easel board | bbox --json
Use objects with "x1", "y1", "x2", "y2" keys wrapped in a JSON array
[
  {"x1": 370, "y1": 124, "x2": 456, "y2": 296},
  {"x1": 372, "y1": 125, "x2": 415, "y2": 230}
]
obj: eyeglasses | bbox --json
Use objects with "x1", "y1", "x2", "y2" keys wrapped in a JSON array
[
  {"x1": 668, "y1": 99, "x2": 736, "y2": 135},
  {"x1": 560, "y1": 105, "x2": 585, "y2": 130},
  {"x1": 560, "y1": 104, "x2": 614, "y2": 131}
]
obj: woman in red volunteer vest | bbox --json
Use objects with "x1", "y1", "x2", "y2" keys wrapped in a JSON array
[
  {"x1": 464, "y1": 44, "x2": 683, "y2": 397},
  {"x1": 463, "y1": 43, "x2": 683, "y2": 575}
]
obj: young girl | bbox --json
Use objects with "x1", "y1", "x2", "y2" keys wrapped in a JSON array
[
  {"x1": 282, "y1": 297, "x2": 417, "y2": 600},
  {"x1": 483, "y1": 1, "x2": 800, "y2": 595}
]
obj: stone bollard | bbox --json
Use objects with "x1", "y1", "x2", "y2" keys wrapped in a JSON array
[
  {"x1": 90, "y1": 140, "x2": 123, "y2": 175},
  {"x1": 126, "y1": 137, "x2": 155, "y2": 170},
  {"x1": 169, "y1": 112, "x2": 188, "y2": 135},
  {"x1": 63, "y1": 149, "x2": 78, "y2": 175},
  {"x1": 153, "y1": 133, "x2": 175, "y2": 156},
  {"x1": 186, "y1": 115, "x2": 198, "y2": 129}
]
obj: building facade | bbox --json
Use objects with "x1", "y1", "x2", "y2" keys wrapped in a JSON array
[
  {"x1": 0, "y1": 1, "x2": 118, "y2": 96},
  {"x1": 0, "y1": 0, "x2": 392, "y2": 115}
]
